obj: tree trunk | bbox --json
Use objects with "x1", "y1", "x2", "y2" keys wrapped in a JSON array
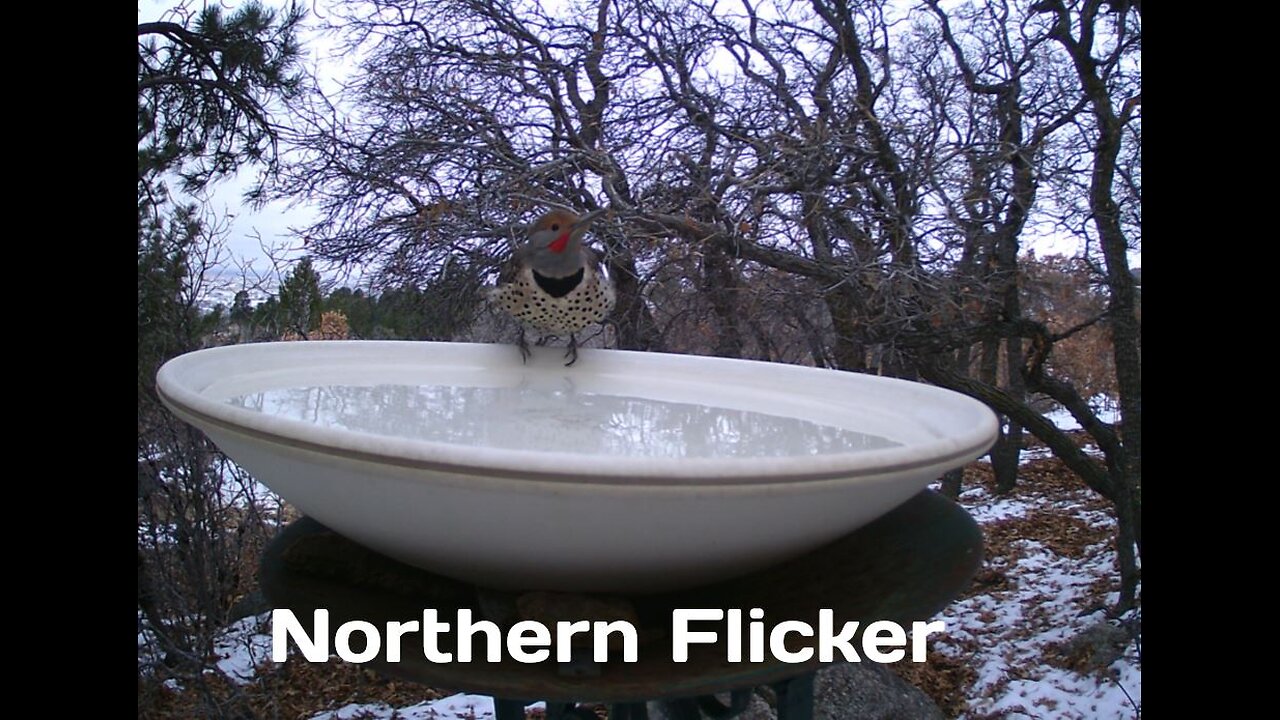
[
  {"x1": 1041, "y1": 0, "x2": 1141, "y2": 608},
  {"x1": 977, "y1": 337, "x2": 1018, "y2": 492},
  {"x1": 993, "y1": 341, "x2": 1026, "y2": 496},
  {"x1": 1112, "y1": 485, "x2": 1139, "y2": 611},
  {"x1": 824, "y1": 289, "x2": 868, "y2": 372},
  {"x1": 608, "y1": 251, "x2": 662, "y2": 351},
  {"x1": 700, "y1": 241, "x2": 746, "y2": 358}
]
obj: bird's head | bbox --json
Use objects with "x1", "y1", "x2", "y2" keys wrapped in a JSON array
[{"x1": 523, "y1": 208, "x2": 605, "y2": 277}]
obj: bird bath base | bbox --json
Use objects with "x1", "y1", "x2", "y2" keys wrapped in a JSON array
[{"x1": 261, "y1": 490, "x2": 982, "y2": 719}]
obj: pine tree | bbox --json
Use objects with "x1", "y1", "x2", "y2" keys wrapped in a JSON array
[
  {"x1": 138, "y1": 1, "x2": 305, "y2": 203},
  {"x1": 137, "y1": 4, "x2": 309, "y2": 701},
  {"x1": 277, "y1": 256, "x2": 323, "y2": 337}
]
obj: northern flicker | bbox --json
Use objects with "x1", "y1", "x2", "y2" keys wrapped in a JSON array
[{"x1": 489, "y1": 208, "x2": 615, "y2": 366}]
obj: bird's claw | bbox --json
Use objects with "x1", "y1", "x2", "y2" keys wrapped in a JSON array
[
  {"x1": 517, "y1": 330, "x2": 532, "y2": 364},
  {"x1": 564, "y1": 334, "x2": 579, "y2": 367}
]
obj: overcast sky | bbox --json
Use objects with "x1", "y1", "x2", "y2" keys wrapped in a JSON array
[{"x1": 140, "y1": 0, "x2": 1132, "y2": 283}]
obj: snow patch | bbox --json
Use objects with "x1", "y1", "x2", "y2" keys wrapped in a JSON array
[
  {"x1": 309, "y1": 696, "x2": 546, "y2": 720},
  {"x1": 211, "y1": 612, "x2": 276, "y2": 684},
  {"x1": 1044, "y1": 395, "x2": 1122, "y2": 431},
  {"x1": 938, "y1": 471, "x2": 1140, "y2": 719}
]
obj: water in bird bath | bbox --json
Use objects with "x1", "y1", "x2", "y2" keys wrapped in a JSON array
[{"x1": 227, "y1": 384, "x2": 901, "y2": 459}]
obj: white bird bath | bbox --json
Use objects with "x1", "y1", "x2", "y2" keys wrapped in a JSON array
[{"x1": 157, "y1": 341, "x2": 997, "y2": 593}]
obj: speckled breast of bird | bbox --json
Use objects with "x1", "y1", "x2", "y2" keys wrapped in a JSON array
[{"x1": 491, "y1": 264, "x2": 616, "y2": 335}]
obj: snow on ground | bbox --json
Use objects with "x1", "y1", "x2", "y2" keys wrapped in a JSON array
[
  {"x1": 310, "y1": 696, "x2": 546, "y2": 720},
  {"x1": 931, "y1": 459, "x2": 1141, "y2": 719},
  {"x1": 213, "y1": 612, "x2": 276, "y2": 684},
  {"x1": 1043, "y1": 396, "x2": 1122, "y2": 432},
  {"x1": 138, "y1": 611, "x2": 277, "y2": 690},
  {"x1": 960, "y1": 489, "x2": 1029, "y2": 524}
]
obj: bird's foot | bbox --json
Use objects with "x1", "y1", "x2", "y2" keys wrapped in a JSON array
[
  {"x1": 602, "y1": 319, "x2": 620, "y2": 350},
  {"x1": 517, "y1": 330, "x2": 532, "y2": 364},
  {"x1": 564, "y1": 334, "x2": 579, "y2": 367}
]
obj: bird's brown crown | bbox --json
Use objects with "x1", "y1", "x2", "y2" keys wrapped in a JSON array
[{"x1": 530, "y1": 210, "x2": 580, "y2": 235}]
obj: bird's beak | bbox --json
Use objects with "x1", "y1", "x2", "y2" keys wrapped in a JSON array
[{"x1": 571, "y1": 208, "x2": 607, "y2": 235}]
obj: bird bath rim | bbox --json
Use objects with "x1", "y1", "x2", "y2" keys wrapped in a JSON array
[{"x1": 156, "y1": 340, "x2": 998, "y2": 487}]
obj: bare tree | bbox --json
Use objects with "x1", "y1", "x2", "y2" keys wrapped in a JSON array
[{"x1": 259, "y1": 0, "x2": 1141, "y2": 610}]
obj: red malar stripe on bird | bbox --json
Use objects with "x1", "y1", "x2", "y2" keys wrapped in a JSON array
[{"x1": 548, "y1": 232, "x2": 570, "y2": 253}]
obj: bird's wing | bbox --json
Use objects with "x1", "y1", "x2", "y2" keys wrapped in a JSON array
[
  {"x1": 582, "y1": 246, "x2": 609, "y2": 281},
  {"x1": 496, "y1": 245, "x2": 530, "y2": 286}
]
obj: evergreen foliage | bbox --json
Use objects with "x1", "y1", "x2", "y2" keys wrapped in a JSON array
[
  {"x1": 137, "y1": 3, "x2": 309, "y2": 702},
  {"x1": 277, "y1": 256, "x2": 324, "y2": 336},
  {"x1": 138, "y1": 1, "x2": 305, "y2": 203}
]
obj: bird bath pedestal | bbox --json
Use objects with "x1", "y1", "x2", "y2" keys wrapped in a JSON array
[{"x1": 260, "y1": 490, "x2": 982, "y2": 720}]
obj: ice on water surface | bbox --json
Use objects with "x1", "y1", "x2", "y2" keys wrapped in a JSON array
[{"x1": 228, "y1": 384, "x2": 901, "y2": 459}]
